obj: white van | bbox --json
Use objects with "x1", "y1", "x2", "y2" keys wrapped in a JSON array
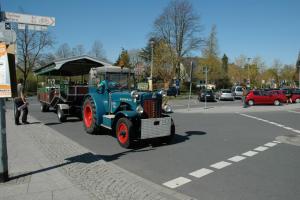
[{"x1": 232, "y1": 86, "x2": 243, "y2": 99}]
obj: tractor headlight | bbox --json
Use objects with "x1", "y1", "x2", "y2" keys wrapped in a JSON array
[
  {"x1": 131, "y1": 90, "x2": 139, "y2": 99},
  {"x1": 159, "y1": 89, "x2": 167, "y2": 97},
  {"x1": 163, "y1": 104, "x2": 172, "y2": 113},
  {"x1": 136, "y1": 105, "x2": 144, "y2": 114}
]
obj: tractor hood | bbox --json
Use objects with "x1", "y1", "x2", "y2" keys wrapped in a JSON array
[{"x1": 110, "y1": 90, "x2": 163, "y2": 113}]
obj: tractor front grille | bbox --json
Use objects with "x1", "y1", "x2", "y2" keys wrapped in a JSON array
[{"x1": 142, "y1": 99, "x2": 162, "y2": 118}]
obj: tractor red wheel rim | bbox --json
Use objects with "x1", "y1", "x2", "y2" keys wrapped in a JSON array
[
  {"x1": 117, "y1": 123, "x2": 129, "y2": 144},
  {"x1": 84, "y1": 103, "x2": 93, "y2": 128}
]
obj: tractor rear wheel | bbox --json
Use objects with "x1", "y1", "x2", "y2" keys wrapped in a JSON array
[
  {"x1": 83, "y1": 97, "x2": 99, "y2": 134},
  {"x1": 116, "y1": 118, "x2": 134, "y2": 148}
]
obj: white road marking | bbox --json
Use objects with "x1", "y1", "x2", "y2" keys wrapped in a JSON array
[
  {"x1": 264, "y1": 142, "x2": 277, "y2": 147},
  {"x1": 239, "y1": 113, "x2": 300, "y2": 134},
  {"x1": 273, "y1": 140, "x2": 281, "y2": 143},
  {"x1": 210, "y1": 161, "x2": 232, "y2": 169},
  {"x1": 228, "y1": 155, "x2": 246, "y2": 162},
  {"x1": 287, "y1": 110, "x2": 300, "y2": 114},
  {"x1": 254, "y1": 146, "x2": 269, "y2": 151},
  {"x1": 163, "y1": 177, "x2": 191, "y2": 189},
  {"x1": 242, "y1": 150, "x2": 258, "y2": 157},
  {"x1": 189, "y1": 168, "x2": 214, "y2": 178}
]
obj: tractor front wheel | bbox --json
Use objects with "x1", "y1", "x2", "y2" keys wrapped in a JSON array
[
  {"x1": 83, "y1": 97, "x2": 99, "y2": 134},
  {"x1": 116, "y1": 118, "x2": 134, "y2": 148}
]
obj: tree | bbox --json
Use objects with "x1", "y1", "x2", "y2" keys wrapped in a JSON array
[
  {"x1": 72, "y1": 44, "x2": 85, "y2": 56},
  {"x1": 55, "y1": 43, "x2": 72, "y2": 58},
  {"x1": 89, "y1": 40, "x2": 106, "y2": 61},
  {"x1": 281, "y1": 64, "x2": 295, "y2": 86},
  {"x1": 17, "y1": 28, "x2": 54, "y2": 89},
  {"x1": 114, "y1": 48, "x2": 131, "y2": 68},
  {"x1": 153, "y1": 0, "x2": 204, "y2": 79},
  {"x1": 222, "y1": 54, "x2": 228, "y2": 74},
  {"x1": 198, "y1": 25, "x2": 221, "y2": 87}
]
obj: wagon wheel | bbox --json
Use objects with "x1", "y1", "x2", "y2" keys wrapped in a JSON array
[
  {"x1": 82, "y1": 97, "x2": 99, "y2": 134},
  {"x1": 116, "y1": 118, "x2": 134, "y2": 148},
  {"x1": 57, "y1": 107, "x2": 66, "y2": 122},
  {"x1": 40, "y1": 103, "x2": 49, "y2": 112}
]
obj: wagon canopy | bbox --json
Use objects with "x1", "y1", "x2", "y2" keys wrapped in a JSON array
[{"x1": 34, "y1": 55, "x2": 111, "y2": 76}]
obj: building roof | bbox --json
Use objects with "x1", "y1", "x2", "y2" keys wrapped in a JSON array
[{"x1": 34, "y1": 55, "x2": 111, "y2": 76}]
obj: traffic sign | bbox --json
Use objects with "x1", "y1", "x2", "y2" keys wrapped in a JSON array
[{"x1": 3, "y1": 12, "x2": 55, "y2": 26}]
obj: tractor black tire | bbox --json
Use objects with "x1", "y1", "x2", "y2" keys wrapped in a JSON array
[
  {"x1": 82, "y1": 96, "x2": 100, "y2": 135},
  {"x1": 57, "y1": 107, "x2": 66, "y2": 122},
  {"x1": 116, "y1": 118, "x2": 134, "y2": 148},
  {"x1": 160, "y1": 119, "x2": 175, "y2": 144}
]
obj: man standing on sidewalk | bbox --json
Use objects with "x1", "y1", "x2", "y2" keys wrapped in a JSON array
[
  {"x1": 242, "y1": 86, "x2": 248, "y2": 108},
  {"x1": 14, "y1": 78, "x2": 29, "y2": 125}
]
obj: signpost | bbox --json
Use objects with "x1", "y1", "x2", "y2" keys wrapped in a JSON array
[
  {"x1": 0, "y1": 9, "x2": 55, "y2": 182},
  {"x1": 187, "y1": 61, "x2": 194, "y2": 111}
]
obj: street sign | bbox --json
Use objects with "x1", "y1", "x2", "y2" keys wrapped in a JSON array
[
  {"x1": 28, "y1": 24, "x2": 48, "y2": 31},
  {"x1": 3, "y1": 12, "x2": 55, "y2": 26}
]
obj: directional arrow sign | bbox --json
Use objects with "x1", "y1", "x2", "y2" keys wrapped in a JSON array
[{"x1": 3, "y1": 12, "x2": 55, "y2": 26}]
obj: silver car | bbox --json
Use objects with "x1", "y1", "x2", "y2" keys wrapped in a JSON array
[
  {"x1": 232, "y1": 86, "x2": 243, "y2": 99},
  {"x1": 217, "y1": 89, "x2": 234, "y2": 101}
]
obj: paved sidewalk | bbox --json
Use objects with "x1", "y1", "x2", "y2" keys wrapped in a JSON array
[{"x1": 0, "y1": 110, "x2": 195, "y2": 200}]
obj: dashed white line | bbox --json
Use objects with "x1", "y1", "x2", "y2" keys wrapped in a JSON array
[
  {"x1": 189, "y1": 168, "x2": 214, "y2": 178},
  {"x1": 273, "y1": 140, "x2": 281, "y2": 143},
  {"x1": 242, "y1": 150, "x2": 258, "y2": 157},
  {"x1": 228, "y1": 155, "x2": 246, "y2": 162},
  {"x1": 254, "y1": 146, "x2": 269, "y2": 152},
  {"x1": 163, "y1": 177, "x2": 191, "y2": 188},
  {"x1": 210, "y1": 161, "x2": 232, "y2": 169},
  {"x1": 264, "y1": 142, "x2": 278, "y2": 147}
]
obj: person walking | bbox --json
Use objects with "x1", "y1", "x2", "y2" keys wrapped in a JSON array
[
  {"x1": 14, "y1": 78, "x2": 29, "y2": 125},
  {"x1": 242, "y1": 86, "x2": 248, "y2": 108}
]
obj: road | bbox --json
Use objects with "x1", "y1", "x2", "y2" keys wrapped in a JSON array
[{"x1": 7, "y1": 98, "x2": 300, "y2": 199}]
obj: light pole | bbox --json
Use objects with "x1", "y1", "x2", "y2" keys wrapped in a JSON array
[
  {"x1": 149, "y1": 40, "x2": 154, "y2": 91},
  {"x1": 247, "y1": 57, "x2": 251, "y2": 88}
]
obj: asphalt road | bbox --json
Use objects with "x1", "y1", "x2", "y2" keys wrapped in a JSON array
[{"x1": 6, "y1": 98, "x2": 300, "y2": 199}]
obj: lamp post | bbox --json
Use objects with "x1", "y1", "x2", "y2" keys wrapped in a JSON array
[
  {"x1": 149, "y1": 40, "x2": 154, "y2": 91},
  {"x1": 247, "y1": 57, "x2": 251, "y2": 88}
]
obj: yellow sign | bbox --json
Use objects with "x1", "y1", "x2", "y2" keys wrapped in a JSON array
[{"x1": 0, "y1": 42, "x2": 11, "y2": 98}]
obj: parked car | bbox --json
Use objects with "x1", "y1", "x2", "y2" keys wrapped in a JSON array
[
  {"x1": 217, "y1": 89, "x2": 234, "y2": 101},
  {"x1": 167, "y1": 86, "x2": 179, "y2": 97},
  {"x1": 198, "y1": 90, "x2": 216, "y2": 102},
  {"x1": 232, "y1": 86, "x2": 243, "y2": 99},
  {"x1": 246, "y1": 90, "x2": 284, "y2": 106},
  {"x1": 291, "y1": 89, "x2": 300, "y2": 103},
  {"x1": 269, "y1": 90, "x2": 288, "y2": 103}
]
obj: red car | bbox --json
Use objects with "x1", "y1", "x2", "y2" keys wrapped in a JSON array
[
  {"x1": 246, "y1": 90, "x2": 284, "y2": 106},
  {"x1": 291, "y1": 89, "x2": 300, "y2": 103}
]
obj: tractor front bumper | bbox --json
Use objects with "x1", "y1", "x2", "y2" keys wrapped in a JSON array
[{"x1": 140, "y1": 117, "x2": 171, "y2": 139}]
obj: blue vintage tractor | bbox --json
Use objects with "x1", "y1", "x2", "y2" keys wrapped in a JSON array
[{"x1": 82, "y1": 66, "x2": 175, "y2": 148}]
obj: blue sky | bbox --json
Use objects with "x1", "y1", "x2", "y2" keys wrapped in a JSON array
[{"x1": 2, "y1": 0, "x2": 300, "y2": 66}]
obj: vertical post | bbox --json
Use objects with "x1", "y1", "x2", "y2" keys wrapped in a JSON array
[
  {"x1": 0, "y1": 98, "x2": 8, "y2": 182},
  {"x1": 187, "y1": 61, "x2": 193, "y2": 111},
  {"x1": 205, "y1": 66, "x2": 208, "y2": 109},
  {"x1": 149, "y1": 40, "x2": 154, "y2": 91},
  {"x1": 298, "y1": 66, "x2": 300, "y2": 88}
]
